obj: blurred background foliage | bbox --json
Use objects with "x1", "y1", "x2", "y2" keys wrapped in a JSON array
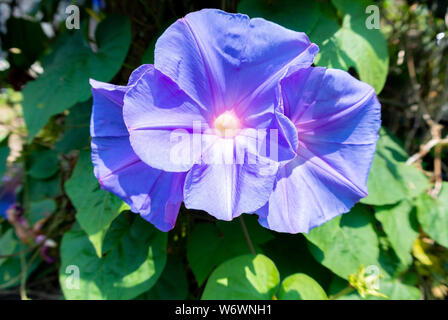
[{"x1": 0, "y1": 0, "x2": 447, "y2": 300}]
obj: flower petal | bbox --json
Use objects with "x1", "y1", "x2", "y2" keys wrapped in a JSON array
[
  {"x1": 90, "y1": 79, "x2": 184, "y2": 231},
  {"x1": 154, "y1": 9, "x2": 318, "y2": 122},
  {"x1": 89, "y1": 79, "x2": 128, "y2": 138},
  {"x1": 183, "y1": 136, "x2": 278, "y2": 220},
  {"x1": 91, "y1": 136, "x2": 183, "y2": 231},
  {"x1": 127, "y1": 64, "x2": 153, "y2": 86},
  {"x1": 286, "y1": 67, "x2": 380, "y2": 188},
  {"x1": 123, "y1": 65, "x2": 209, "y2": 172},
  {"x1": 267, "y1": 111, "x2": 299, "y2": 162},
  {"x1": 257, "y1": 153, "x2": 366, "y2": 233},
  {"x1": 283, "y1": 67, "x2": 380, "y2": 145},
  {"x1": 89, "y1": 64, "x2": 154, "y2": 138},
  {"x1": 258, "y1": 67, "x2": 381, "y2": 233}
]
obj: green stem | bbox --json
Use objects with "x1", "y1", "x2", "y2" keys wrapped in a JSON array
[
  {"x1": 239, "y1": 216, "x2": 255, "y2": 255},
  {"x1": 329, "y1": 286, "x2": 355, "y2": 300},
  {"x1": 19, "y1": 243, "x2": 29, "y2": 300}
]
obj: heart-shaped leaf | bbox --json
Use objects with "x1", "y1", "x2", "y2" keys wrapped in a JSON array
[
  {"x1": 202, "y1": 254, "x2": 280, "y2": 300},
  {"x1": 187, "y1": 216, "x2": 273, "y2": 285},
  {"x1": 59, "y1": 214, "x2": 167, "y2": 300},
  {"x1": 278, "y1": 273, "x2": 328, "y2": 300},
  {"x1": 416, "y1": 183, "x2": 448, "y2": 248},
  {"x1": 23, "y1": 14, "x2": 131, "y2": 141},
  {"x1": 65, "y1": 150, "x2": 126, "y2": 257}
]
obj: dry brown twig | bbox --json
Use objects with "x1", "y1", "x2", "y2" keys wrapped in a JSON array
[
  {"x1": 407, "y1": 130, "x2": 447, "y2": 198},
  {"x1": 431, "y1": 124, "x2": 444, "y2": 198},
  {"x1": 407, "y1": 135, "x2": 448, "y2": 165}
]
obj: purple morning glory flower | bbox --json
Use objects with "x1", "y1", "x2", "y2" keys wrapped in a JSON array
[
  {"x1": 90, "y1": 8, "x2": 380, "y2": 233},
  {"x1": 256, "y1": 66, "x2": 381, "y2": 233},
  {"x1": 122, "y1": 9, "x2": 318, "y2": 221}
]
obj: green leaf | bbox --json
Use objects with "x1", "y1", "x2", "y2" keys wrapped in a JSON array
[
  {"x1": 0, "y1": 229, "x2": 38, "y2": 289},
  {"x1": 59, "y1": 214, "x2": 167, "y2": 300},
  {"x1": 260, "y1": 234, "x2": 332, "y2": 287},
  {"x1": 28, "y1": 149, "x2": 59, "y2": 180},
  {"x1": 27, "y1": 199, "x2": 56, "y2": 225},
  {"x1": 237, "y1": 0, "x2": 320, "y2": 33},
  {"x1": 378, "y1": 279, "x2": 421, "y2": 300},
  {"x1": 362, "y1": 128, "x2": 430, "y2": 205},
  {"x1": 377, "y1": 235, "x2": 409, "y2": 277},
  {"x1": 371, "y1": 127, "x2": 409, "y2": 160},
  {"x1": 314, "y1": 0, "x2": 389, "y2": 93},
  {"x1": 23, "y1": 14, "x2": 131, "y2": 141},
  {"x1": 0, "y1": 146, "x2": 9, "y2": 179},
  {"x1": 238, "y1": 0, "x2": 389, "y2": 93},
  {"x1": 278, "y1": 273, "x2": 328, "y2": 300},
  {"x1": 28, "y1": 173, "x2": 61, "y2": 202},
  {"x1": 0, "y1": 229, "x2": 17, "y2": 268},
  {"x1": 187, "y1": 216, "x2": 273, "y2": 285},
  {"x1": 375, "y1": 200, "x2": 419, "y2": 267},
  {"x1": 329, "y1": 276, "x2": 421, "y2": 300},
  {"x1": 55, "y1": 101, "x2": 91, "y2": 153},
  {"x1": 3, "y1": 17, "x2": 49, "y2": 69},
  {"x1": 65, "y1": 150, "x2": 125, "y2": 257},
  {"x1": 138, "y1": 255, "x2": 188, "y2": 300},
  {"x1": 416, "y1": 183, "x2": 448, "y2": 248},
  {"x1": 0, "y1": 255, "x2": 23, "y2": 289},
  {"x1": 202, "y1": 254, "x2": 279, "y2": 300},
  {"x1": 305, "y1": 205, "x2": 381, "y2": 280}
]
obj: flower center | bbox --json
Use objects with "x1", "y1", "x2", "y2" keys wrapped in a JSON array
[{"x1": 213, "y1": 111, "x2": 241, "y2": 138}]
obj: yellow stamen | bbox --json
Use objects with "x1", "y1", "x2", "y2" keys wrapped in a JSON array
[{"x1": 213, "y1": 111, "x2": 241, "y2": 138}]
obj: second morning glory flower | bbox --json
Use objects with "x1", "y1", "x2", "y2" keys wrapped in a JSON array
[
  {"x1": 256, "y1": 66, "x2": 381, "y2": 233},
  {"x1": 122, "y1": 9, "x2": 318, "y2": 221}
]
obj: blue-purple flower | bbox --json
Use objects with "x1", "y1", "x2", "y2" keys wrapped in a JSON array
[
  {"x1": 257, "y1": 66, "x2": 381, "y2": 233},
  {"x1": 90, "y1": 9, "x2": 380, "y2": 233},
  {"x1": 0, "y1": 188, "x2": 15, "y2": 218},
  {"x1": 92, "y1": 0, "x2": 105, "y2": 14},
  {"x1": 90, "y1": 72, "x2": 185, "y2": 232},
  {"x1": 0, "y1": 174, "x2": 20, "y2": 218}
]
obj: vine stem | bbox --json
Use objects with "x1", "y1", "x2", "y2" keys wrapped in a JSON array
[
  {"x1": 407, "y1": 136, "x2": 448, "y2": 165},
  {"x1": 239, "y1": 216, "x2": 255, "y2": 255},
  {"x1": 329, "y1": 286, "x2": 355, "y2": 300},
  {"x1": 19, "y1": 243, "x2": 29, "y2": 300},
  {"x1": 431, "y1": 125, "x2": 443, "y2": 198}
]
